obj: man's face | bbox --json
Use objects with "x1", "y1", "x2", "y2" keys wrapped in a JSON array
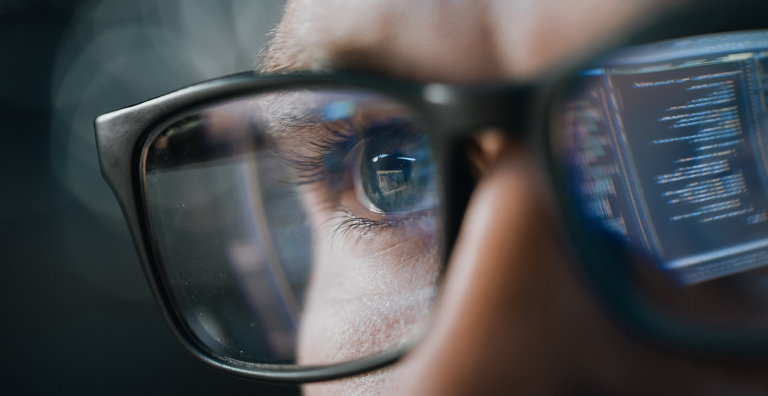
[{"x1": 261, "y1": 0, "x2": 768, "y2": 394}]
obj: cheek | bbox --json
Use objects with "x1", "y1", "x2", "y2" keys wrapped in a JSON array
[{"x1": 296, "y1": 192, "x2": 441, "y2": 365}]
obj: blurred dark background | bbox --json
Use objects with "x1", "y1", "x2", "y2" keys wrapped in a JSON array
[{"x1": 0, "y1": 0, "x2": 299, "y2": 394}]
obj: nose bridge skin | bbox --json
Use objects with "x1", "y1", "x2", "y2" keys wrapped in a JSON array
[
  {"x1": 395, "y1": 145, "x2": 765, "y2": 395},
  {"x1": 397, "y1": 145, "x2": 566, "y2": 395}
]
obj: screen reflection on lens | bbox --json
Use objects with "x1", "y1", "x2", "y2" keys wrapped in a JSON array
[
  {"x1": 142, "y1": 90, "x2": 442, "y2": 366},
  {"x1": 554, "y1": 30, "x2": 768, "y2": 330}
]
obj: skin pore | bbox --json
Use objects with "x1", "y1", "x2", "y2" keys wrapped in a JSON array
[{"x1": 260, "y1": 0, "x2": 768, "y2": 395}]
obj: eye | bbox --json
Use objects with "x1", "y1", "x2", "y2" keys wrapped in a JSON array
[{"x1": 354, "y1": 132, "x2": 438, "y2": 214}]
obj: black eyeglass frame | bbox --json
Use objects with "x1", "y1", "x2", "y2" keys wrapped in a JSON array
[{"x1": 94, "y1": 0, "x2": 768, "y2": 384}]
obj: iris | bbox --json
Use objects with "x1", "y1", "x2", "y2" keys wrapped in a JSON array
[{"x1": 356, "y1": 133, "x2": 436, "y2": 214}]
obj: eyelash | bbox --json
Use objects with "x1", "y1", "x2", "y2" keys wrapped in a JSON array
[
  {"x1": 325, "y1": 208, "x2": 435, "y2": 247},
  {"x1": 280, "y1": 117, "x2": 419, "y2": 187},
  {"x1": 278, "y1": 121, "x2": 358, "y2": 187},
  {"x1": 325, "y1": 209, "x2": 392, "y2": 245}
]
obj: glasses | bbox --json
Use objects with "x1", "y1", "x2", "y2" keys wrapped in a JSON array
[{"x1": 95, "y1": 0, "x2": 768, "y2": 383}]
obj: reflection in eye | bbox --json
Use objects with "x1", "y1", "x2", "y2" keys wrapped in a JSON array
[{"x1": 356, "y1": 132, "x2": 437, "y2": 214}]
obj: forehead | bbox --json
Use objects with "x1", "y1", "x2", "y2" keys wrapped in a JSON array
[{"x1": 261, "y1": 0, "x2": 672, "y2": 82}]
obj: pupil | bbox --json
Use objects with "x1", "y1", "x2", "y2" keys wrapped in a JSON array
[{"x1": 374, "y1": 154, "x2": 412, "y2": 196}]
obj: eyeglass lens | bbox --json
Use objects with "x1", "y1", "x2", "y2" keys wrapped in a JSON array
[
  {"x1": 555, "y1": 30, "x2": 768, "y2": 331},
  {"x1": 142, "y1": 90, "x2": 442, "y2": 365}
]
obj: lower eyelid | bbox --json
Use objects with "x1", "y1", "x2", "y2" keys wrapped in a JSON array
[
  {"x1": 343, "y1": 212, "x2": 440, "y2": 258},
  {"x1": 304, "y1": 188, "x2": 437, "y2": 248},
  {"x1": 338, "y1": 198, "x2": 437, "y2": 231}
]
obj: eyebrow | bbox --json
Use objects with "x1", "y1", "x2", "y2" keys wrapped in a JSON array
[
  {"x1": 258, "y1": 35, "x2": 406, "y2": 78},
  {"x1": 257, "y1": 33, "x2": 334, "y2": 75}
]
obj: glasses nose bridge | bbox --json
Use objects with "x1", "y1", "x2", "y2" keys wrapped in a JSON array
[
  {"x1": 428, "y1": 85, "x2": 537, "y2": 268},
  {"x1": 424, "y1": 83, "x2": 536, "y2": 140}
]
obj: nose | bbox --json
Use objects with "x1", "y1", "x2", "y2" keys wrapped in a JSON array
[
  {"x1": 395, "y1": 145, "x2": 746, "y2": 395},
  {"x1": 397, "y1": 145, "x2": 574, "y2": 395}
]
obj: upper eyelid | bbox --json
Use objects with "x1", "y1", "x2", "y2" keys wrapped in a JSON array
[
  {"x1": 256, "y1": 90, "x2": 417, "y2": 138},
  {"x1": 275, "y1": 118, "x2": 423, "y2": 190},
  {"x1": 277, "y1": 116, "x2": 421, "y2": 151}
]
